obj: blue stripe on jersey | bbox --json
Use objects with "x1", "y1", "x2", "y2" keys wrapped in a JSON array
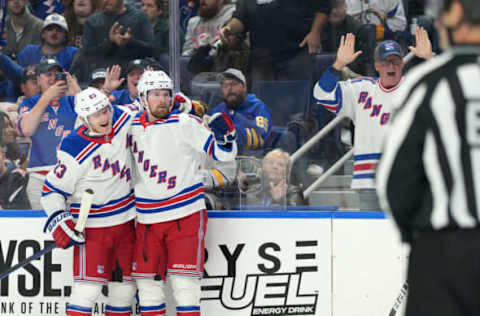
[
  {"x1": 78, "y1": 143, "x2": 102, "y2": 164},
  {"x1": 353, "y1": 173, "x2": 375, "y2": 179},
  {"x1": 317, "y1": 67, "x2": 340, "y2": 92},
  {"x1": 42, "y1": 179, "x2": 72, "y2": 197},
  {"x1": 387, "y1": 4, "x2": 399, "y2": 18},
  {"x1": 136, "y1": 183, "x2": 203, "y2": 202},
  {"x1": 203, "y1": 135, "x2": 213, "y2": 153},
  {"x1": 73, "y1": 201, "x2": 136, "y2": 218},
  {"x1": 354, "y1": 153, "x2": 382, "y2": 161},
  {"x1": 70, "y1": 189, "x2": 134, "y2": 208},
  {"x1": 136, "y1": 194, "x2": 204, "y2": 214}
]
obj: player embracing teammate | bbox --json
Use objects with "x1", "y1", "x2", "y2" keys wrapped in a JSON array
[{"x1": 130, "y1": 70, "x2": 237, "y2": 316}]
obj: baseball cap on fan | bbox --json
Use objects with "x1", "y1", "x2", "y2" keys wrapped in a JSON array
[
  {"x1": 221, "y1": 68, "x2": 246, "y2": 85},
  {"x1": 43, "y1": 13, "x2": 68, "y2": 32},
  {"x1": 36, "y1": 58, "x2": 63, "y2": 76},
  {"x1": 374, "y1": 40, "x2": 403, "y2": 61}
]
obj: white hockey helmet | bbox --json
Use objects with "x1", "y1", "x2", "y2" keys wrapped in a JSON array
[
  {"x1": 137, "y1": 70, "x2": 173, "y2": 99},
  {"x1": 75, "y1": 87, "x2": 112, "y2": 121}
]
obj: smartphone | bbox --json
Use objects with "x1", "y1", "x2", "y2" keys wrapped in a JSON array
[{"x1": 55, "y1": 72, "x2": 67, "y2": 82}]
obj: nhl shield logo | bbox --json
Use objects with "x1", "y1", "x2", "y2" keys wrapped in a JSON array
[
  {"x1": 97, "y1": 265, "x2": 104, "y2": 274},
  {"x1": 132, "y1": 262, "x2": 137, "y2": 271}
]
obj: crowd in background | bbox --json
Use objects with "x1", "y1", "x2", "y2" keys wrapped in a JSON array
[{"x1": 0, "y1": 0, "x2": 441, "y2": 210}]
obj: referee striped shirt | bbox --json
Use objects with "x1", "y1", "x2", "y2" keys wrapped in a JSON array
[{"x1": 376, "y1": 46, "x2": 480, "y2": 242}]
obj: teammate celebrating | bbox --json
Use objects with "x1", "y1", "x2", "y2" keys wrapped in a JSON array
[
  {"x1": 41, "y1": 88, "x2": 136, "y2": 316},
  {"x1": 130, "y1": 70, "x2": 237, "y2": 316}
]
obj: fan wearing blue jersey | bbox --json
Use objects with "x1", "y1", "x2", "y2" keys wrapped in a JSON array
[
  {"x1": 41, "y1": 88, "x2": 137, "y2": 316},
  {"x1": 18, "y1": 57, "x2": 80, "y2": 209},
  {"x1": 130, "y1": 71, "x2": 237, "y2": 316}
]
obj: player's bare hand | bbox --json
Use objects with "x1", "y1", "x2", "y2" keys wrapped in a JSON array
[
  {"x1": 408, "y1": 27, "x2": 433, "y2": 60},
  {"x1": 300, "y1": 31, "x2": 321, "y2": 54},
  {"x1": 104, "y1": 65, "x2": 124, "y2": 93},
  {"x1": 333, "y1": 33, "x2": 362, "y2": 71}
]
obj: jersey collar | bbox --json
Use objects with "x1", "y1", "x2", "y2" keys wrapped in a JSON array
[
  {"x1": 378, "y1": 77, "x2": 404, "y2": 93},
  {"x1": 77, "y1": 124, "x2": 114, "y2": 144}
]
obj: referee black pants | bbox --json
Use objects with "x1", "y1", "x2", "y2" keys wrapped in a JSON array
[{"x1": 405, "y1": 229, "x2": 480, "y2": 316}]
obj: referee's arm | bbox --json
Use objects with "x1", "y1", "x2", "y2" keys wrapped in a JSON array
[{"x1": 376, "y1": 85, "x2": 429, "y2": 242}]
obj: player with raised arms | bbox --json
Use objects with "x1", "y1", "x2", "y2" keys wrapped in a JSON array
[
  {"x1": 130, "y1": 70, "x2": 237, "y2": 316},
  {"x1": 41, "y1": 87, "x2": 137, "y2": 316}
]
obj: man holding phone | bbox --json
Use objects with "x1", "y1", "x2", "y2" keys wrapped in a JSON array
[{"x1": 17, "y1": 57, "x2": 81, "y2": 209}]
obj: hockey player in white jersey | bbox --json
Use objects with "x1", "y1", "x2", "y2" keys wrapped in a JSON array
[
  {"x1": 130, "y1": 70, "x2": 237, "y2": 316},
  {"x1": 41, "y1": 87, "x2": 137, "y2": 316},
  {"x1": 313, "y1": 31, "x2": 433, "y2": 208}
]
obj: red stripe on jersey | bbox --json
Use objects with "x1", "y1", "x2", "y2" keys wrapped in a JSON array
[
  {"x1": 353, "y1": 163, "x2": 377, "y2": 171},
  {"x1": 70, "y1": 194, "x2": 135, "y2": 215},
  {"x1": 135, "y1": 187, "x2": 204, "y2": 209}
]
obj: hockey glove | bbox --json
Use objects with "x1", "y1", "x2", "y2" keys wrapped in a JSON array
[
  {"x1": 174, "y1": 92, "x2": 193, "y2": 114},
  {"x1": 44, "y1": 211, "x2": 85, "y2": 249},
  {"x1": 206, "y1": 112, "x2": 236, "y2": 145}
]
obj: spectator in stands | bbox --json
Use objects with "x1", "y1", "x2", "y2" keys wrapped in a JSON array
[
  {"x1": 4, "y1": 0, "x2": 43, "y2": 59},
  {"x1": 220, "y1": 0, "x2": 330, "y2": 84},
  {"x1": 17, "y1": 58, "x2": 80, "y2": 209},
  {"x1": 30, "y1": 0, "x2": 65, "y2": 19},
  {"x1": 182, "y1": 0, "x2": 235, "y2": 56},
  {"x1": 313, "y1": 31, "x2": 433, "y2": 210},
  {"x1": 141, "y1": 0, "x2": 180, "y2": 58},
  {"x1": 346, "y1": 0, "x2": 407, "y2": 42},
  {"x1": 209, "y1": 68, "x2": 272, "y2": 155},
  {"x1": 180, "y1": 0, "x2": 199, "y2": 34},
  {"x1": 0, "y1": 144, "x2": 30, "y2": 209},
  {"x1": 322, "y1": 0, "x2": 376, "y2": 77},
  {"x1": 102, "y1": 59, "x2": 148, "y2": 106},
  {"x1": 64, "y1": 0, "x2": 100, "y2": 48},
  {"x1": 81, "y1": 0, "x2": 154, "y2": 69},
  {"x1": 88, "y1": 67, "x2": 106, "y2": 89},
  {"x1": 188, "y1": 20, "x2": 249, "y2": 76},
  {"x1": 240, "y1": 149, "x2": 305, "y2": 207},
  {"x1": 17, "y1": 14, "x2": 78, "y2": 71}
]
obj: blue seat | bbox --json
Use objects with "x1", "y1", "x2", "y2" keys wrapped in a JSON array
[{"x1": 251, "y1": 80, "x2": 312, "y2": 128}]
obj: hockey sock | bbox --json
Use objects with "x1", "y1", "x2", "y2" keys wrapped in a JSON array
[
  {"x1": 66, "y1": 304, "x2": 92, "y2": 316},
  {"x1": 176, "y1": 305, "x2": 200, "y2": 316},
  {"x1": 139, "y1": 303, "x2": 166, "y2": 315},
  {"x1": 105, "y1": 305, "x2": 132, "y2": 316}
]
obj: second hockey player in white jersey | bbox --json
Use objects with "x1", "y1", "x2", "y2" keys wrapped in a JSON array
[
  {"x1": 41, "y1": 88, "x2": 137, "y2": 316},
  {"x1": 130, "y1": 70, "x2": 237, "y2": 316}
]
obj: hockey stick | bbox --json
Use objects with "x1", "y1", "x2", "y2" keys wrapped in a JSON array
[
  {"x1": 0, "y1": 189, "x2": 94, "y2": 280},
  {"x1": 388, "y1": 281, "x2": 408, "y2": 316}
]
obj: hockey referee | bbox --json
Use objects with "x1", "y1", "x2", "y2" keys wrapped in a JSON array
[{"x1": 376, "y1": 0, "x2": 480, "y2": 315}]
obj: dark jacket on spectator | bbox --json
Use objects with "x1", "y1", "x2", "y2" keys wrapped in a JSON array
[
  {"x1": 82, "y1": 5, "x2": 154, "y2": 69},
  {"x1": 0, "y1": 166, "x2": 30, "y2": 209},
  {"x1": 4, "y1": 12, "x2": 43, "y2": 58}
]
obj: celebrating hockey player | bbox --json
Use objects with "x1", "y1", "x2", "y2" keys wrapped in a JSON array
[
  {"x1": 41, "y1": 87, "x2": 137, "y2": 316},
  {"x1": 313, "y1": 30, "x2": 433, "y2": 209},
  {"x1": 130, "y1": 70, "x2": 237, "y2": 316}
]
